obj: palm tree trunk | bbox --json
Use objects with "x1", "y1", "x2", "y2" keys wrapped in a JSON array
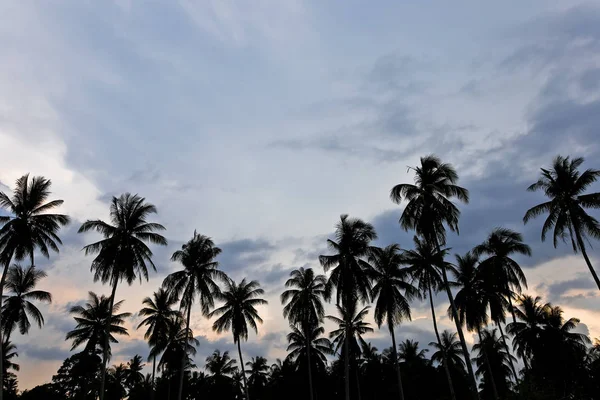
[
  {"x1": 0, "y1": 255, "x2": 13, "y2": 400},
  {"x1": 575, "y1": 230, "x2": 600, "y2": 290},
  {"x1": 305, "y1": 329, "x2": 314, "y2": 400},
  {"x1": 496, "y1": 322, "x2": 518, "y2": 384},
  {"x1": 477, "y1": 328, "x2": 499, "y2": 400},
  {"x1": 441, "y1": 267, "x2": 480, "y2": 400},
  {"x1": 344, "y1": 326, "x2": 350, "y2": 400},
  {"x1": 99, "y1": 278, "x2": 119, "y2": 400},
  {"x1": 428, "y1": 283, "x2": 457, "y2": 400},
  {"x1": 151, "y1": 355, "x2": 156, "y2": 400},
  {"x1": 389, "y1": 321, "x2": 405, "y2": 400},
  {"x1": 354, "y1": 363, "x2": 362, "y2": 400},
  {"x1": 177, "y1": 305, "x2": 192, "y2": 400},
  {"x1": 237, "y1": 339, "x2": 250, "y2": 400}
]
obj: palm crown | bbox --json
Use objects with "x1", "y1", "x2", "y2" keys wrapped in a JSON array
[
  {"x1": 0, "y1": 174, "x2": 70, "y2": 265},
  {"x1": 429, "y1": 330, "x2": 466, "y2": 370},
  {"x1": 205, "y1": 350, "x2": 237, "y2": 377},
  {"x1": 137, "y1": 288, "x2": 180, "y2": 348},
  {"x1": 286, "y1": 325, "x2": 333, "y2": 371},
  {"x1": 281, "y1": 267, "x2": 327, "y2": 331},
  {"x1": 327, "y1": 304, "x2": 374, "y2": 357}
]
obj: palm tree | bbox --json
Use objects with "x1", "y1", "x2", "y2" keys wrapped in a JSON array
[
  {"x1": 429, "y1": 330, "x2": 466, "y2": 373},
  {"x1": 402, "y1": 235, "x2": 457, "y2": 400},
  {"x1": 286, "y1": 325, "x2": 333, "y2": 372},
  {"x1": 205, "y1": 349, "x2": 237, "y2": 378},
  {"x1": 137, "y1": 288, "x2": 180, "y2": 396},
  {"x1": 280, "y1": 267, "x2": 327, "y2": 400},
  {"x1": 163, "y1": 231, "x2": 225, "y2": 400},
  {"x1": 524, "y1": 155, "x2": 600, "y2": 290},
  {"x1": 245, "y1": 356, "x2": 269, "y2": 396},
  {"x1": 451, "y1": 252, "x2": 499, "y2": 400},
  {"x1": 66, "y1": 292, "x2": 131, "y2": 355},
  {"x1": 390, "y1": 155, "x2": 478, "y2": 399},
  {"x1": 209, "y1": 278, "x2": 268, "y2": 400},
  {"x1": 506, "y1": 295, "x2": 549, "y2": 366},
  {"x1": 472, "y1": 329, "x2": 516, "y2": 399},
  {"x1": 319, "y1": 214, "x2": 376, "y2": 400},
  {"x1": 0, "y1": 174, "x2": 69, "y2": 399},
  {"x1": 125, "y1": 355, "x2": 145, "y2": 391},
  {"x1": 78, "y1": 193, "x2": 167, "y2": 400},
  {"x1": 398, "y1": 339, "x2": 429, "y2": 369},
  {"x1": 1, "y1": 264, "x2": 52, "y2": 344},
  {"x1": 369, "y1": 244, "x2": 416, "y2": 400}
]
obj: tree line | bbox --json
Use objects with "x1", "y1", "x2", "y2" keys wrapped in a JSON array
[{"x1": 0, "y1": 154, "x2": 599, "y2": 400}]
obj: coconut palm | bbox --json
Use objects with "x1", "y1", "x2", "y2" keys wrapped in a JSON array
[
  {"x1": 205, "y1": 349, "x2": 237, "y2": 378},
  {"x1": 402, "y1": 236, "x2": 457, "y2": 400},
  {"x1": 286, "y1": 325, "x2": 333, "y2": 372},
  {"x1": 155, "y1": 316, "x2": 199, "y2": 383},
  {"x1": 66, "y1": 292, "x2": 131, "y2": 355},
  {"x1": 1, "y1": 264, "x2": 52, "y2": 344},
  {"x1": 472, "y1": 329, "x2": 516, "y2": 399},
  {"x1": 451, "y1": 252, "x2": 500, "y2": 400},
  {"x1": 390, "y1": 155, "x2": 477, "y2": 399},
  {"x1": 524, "y1": 155, "x2": 600, "y2": 290},
  {"x1": 246, "y1": 356, "x2": 269, "y2": 396},
  {"x1": 280, "y1": 267, "x2": 327, "y2": 400},
  {"x1": 369, "y1": 244, "x2": 416, "y2": 400},
  {"x1": 0, "y1": 174, "x2": 69, "y2": 399},
  {"x1": 78, "y1": 193, "x2": 167, "y2": 400},
  {"x1": 398, "y1": 339, "x2": 429, "y2": 368},
  {"x1": 125, "y1": 355, "x2": 145, "y2": 391},
  {"x1": 163, "y1": 231, "x2": 225, "y2": 400},
  {"x1": 319, "y1": 214, "x2": 376, "y2": 400},
  {"x1": 137, "y1": 288, "x2": 180, "y2": 395},
  {"x1": 209, "y1": 278, "x2": 267, "y2": 400},
  {"x1": 429, "y1": 330, "x2": 466, "y2": 372}
]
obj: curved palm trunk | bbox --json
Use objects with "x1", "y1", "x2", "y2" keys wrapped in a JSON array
[
  {"x1": 477, "y1": 328, "x2": 499, "y2": 400},
  {"x1": 441, "y1": 267, "x2": 480, "y2": 400},
  {"x1": 388, "y1": 321, "x2": 405, "y2": 400},
  {"x1": 237, "y1": 339, "x2": 250, "y2": 400},
  {"x1": 575, "y1": 230, "x2": 600, "y2": 291},
  {"x1": 305, "y1": 330, "x2": 315, "y2": 400},
  {"x1": 496, "y1": 322, "x2": 518, "y2": 384},
  {"x1": 177, "y1": 304, "x2": 192, "y2": 400},
  {"x1": 99, "y1": 278, "x2": 119, "y2": 400},
  {"x1": 428, "y1": 283, "x2": 456, "y2": 400}
]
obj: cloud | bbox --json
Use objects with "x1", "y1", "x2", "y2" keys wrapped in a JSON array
[{"x1": 20, "y1": 344, "x2": 70, "y2": 362}]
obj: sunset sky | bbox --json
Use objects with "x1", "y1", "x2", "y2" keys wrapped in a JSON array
[{"x1": 1, "y1": 0, "x2": 600, "y2": 390}]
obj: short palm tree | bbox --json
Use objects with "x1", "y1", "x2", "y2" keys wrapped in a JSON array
[
  {"x1": 369, "y1": 244, "x2": 416, "y2": 400},
  {"x1": 506, "y1": 295, "x2": 549, "y2": 365},
  {"x1": 429, "y1": 330, "x2": 466, "y2": 373},
  {"x1": 156, "y1": 315, "x2": 199, "y2": 380},
  {"x1": 391, "y1": 155, "x2": 477, "y2": 399},
  {"x1": 163, "y1": 231, "x2": 225, "y2": 400},
  {"x1": 327, "y1": 304, "x2": 373, "y2": 364},
  {"x1": 1, "y1": 264, "x2": 52, "y2": 344},
  {"x1": 286, "y1": 325, "x2": 333, "y2": 372},
  {"x1": 125, "y1": 355, "x2": 145, "y2": 390},
  {"x1": 319, "y1": 214, "x2": 376, "y2": 400},
  {"x1": 524, "y1": 155, "x2": 600, "y2": 290},
  {"x1": 137, "y1": 288, "x2": 180, "y2": 394},
  {"x1": 281, "y1": 267, "x2": 327, "y2": 400},
  {"x1": 209, "y1": 278, "x2": 267, "y2": 400},
  {"x1": 472, "y1": 329, "x2": 516, "y2": 399},
  {"x1": 398, "y1": 339, "x2": 429, "y2": 369},
  {"x1": 205, "y1": 349, "x2": 237, "y2": 378},
  {"x1": 66, "y1": 292, "x2": 131, "y2": 355},
  {"x1": 78, "y1": 193, "x2": 167, "y2": 400},
  {"x1": 402, "y1": 236, "x2": 457, "y2": 400},
  {"x1": 0, "y1": 174, "x2": 69, "y2": 398},
  {"x1": 246, "y1": 356, "x2": 269, "y2": 393}
]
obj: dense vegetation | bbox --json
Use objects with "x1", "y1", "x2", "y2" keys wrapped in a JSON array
[{"x1": 1, "y1": 154, "x2": 600, "y2": 400}]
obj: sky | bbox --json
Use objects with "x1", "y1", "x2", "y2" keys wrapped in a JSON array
[{"x1": 1, "y1": 0, "x2": 600, "y2": 391}]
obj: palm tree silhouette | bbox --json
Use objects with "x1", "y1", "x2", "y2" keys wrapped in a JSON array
[
  {"x1": 280, "y1": 267, "x2": 327, "y2": 400},
  {"x1": 402, "y1": 236, "x2": 457, "y2": 400},
  {"x1": 451, "y1": 252, "x2": 499, "y2": 400},
  {"x1": 285, "y1": 325, "x2": 333, "y2": 373},
  {"x1": 369, "y1": 244, "x2": 416, "y2": 400},
  {"x1": 205, "y1": 349, "x2": 237, "y2": 378},
  {"x1": 524, "y1": 155, "x2": 600, "y2": 290},
  {"x1": 125, "y1": 355, "x2": 145, "y2": 390},
  {"x1": 246, "y1": 356, "x2": 269, "y2": 396},
  {"x1": 429, "y1": 330, "x2": 466, "y2": 373},
  {"x1": 319, "y1": 214, "x2": 376, "y2": 400},
  {"x1": 1, "y1": 264, "x2": 51, "y2": 344},
  {"x1": 506, "y1": 295, "x2": 548, "y2": 365},
  {"x1": 66, "y1": 292, "x2": 131, "y2": 355},
  {"x1": 137, "y1": 288, "x2": 180, "y2": 398},
  {"x1": 472, "y1": 328, "x2": 516, "y2": 399},
  {"x1": 398, "y1": 339, "x2": 429, "y2": 368},
  {"x1": 163, "y1": 231, "x2": 225, "y2": 400},
  {"x1": 78, "y1": 193, "x2": 167, "y2": 400},
  {"x1": 0, "y1": 174, "x2": 69, "y2": 399},
  {"x1": 390, "y1": 155, "x2": 478, "y2": 400},
  {"x1": 209, "y1": 278, "x2": 267, "y2": 400}
]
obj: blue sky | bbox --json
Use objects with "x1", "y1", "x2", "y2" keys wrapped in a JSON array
[{"x1": 1, "y1": 0, "x2": 600, "y2": 390}]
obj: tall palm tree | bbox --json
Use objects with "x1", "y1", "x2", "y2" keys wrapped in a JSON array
[
  {"x1": 429, "y1": 330, "x2": 466, "y2": 373},
  {"x1": 0, "y1": 174, "x2": 69, "y2": 400},
  {"x1": 369, "y1": 244, "x2": 416, "y2": 400},
  {"x1": 451, "y1": 252, "x2": 500, "y2": 400},
  {"x1": 66, "y1": 292, "x2": 131, "y2": 355},
  {"x1": 163, "y1": 231, "x2": 225, "y2": 400},
  {"x1": 137, "y1": 288, "x2": 180, "y2": 397},
  {"x1": 524, "y1": 155, "x2": 600, "y2": 290},
  {"x1": 1, "y1": 264, "x2": 52, "y2": 344},
  {"x1": 286, "y1": 325, "x2": 333, "y2": 372},
  {"x1": 402, "y1": 236, "x2": 457, "y2": 400},
  {"x1": 78, "y1": 193, "x2": 167, "y2": 400},
  {"x1": 319, "y1": 214, "x2": 376, "y2": 400},
  {"x1": 209, "y1": 278, "x2": 267, "y2": 400},
  {"x1": 280, "y1": 267, "x2": 327, "y2": 400}
]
